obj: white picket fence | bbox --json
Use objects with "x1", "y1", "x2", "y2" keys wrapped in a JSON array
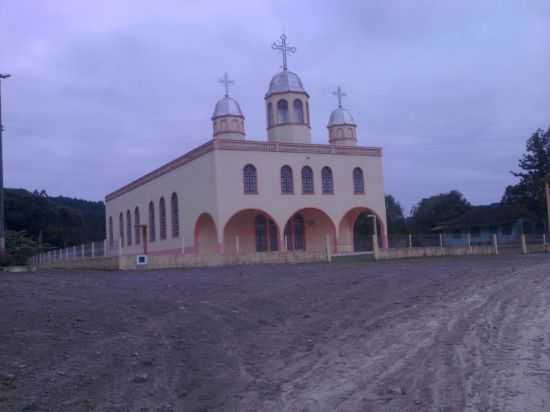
[{"x1": 29, "y1": 239, "x2": 118, "y2": 266}]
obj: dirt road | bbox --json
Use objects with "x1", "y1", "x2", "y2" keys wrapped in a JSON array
[{"x1": 1, "y1": 254, "x2": 550, "y2": 411}]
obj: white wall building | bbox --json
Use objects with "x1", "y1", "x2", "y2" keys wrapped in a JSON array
[{"x1": 105, "y1": 35, "x2": 388, "y2": 260}]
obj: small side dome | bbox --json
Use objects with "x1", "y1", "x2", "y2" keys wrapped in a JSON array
[
  {"x1": 212, "y1": 96, "x2": 244, "y2": 119},
  {"x1": 328, "y1": 107, "x2": 355, "y2": 127},
  {"x1": 266, "y1": 70, "x2": 306, "y2": 97}
]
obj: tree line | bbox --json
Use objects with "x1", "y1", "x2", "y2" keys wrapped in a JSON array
[{"x1": 386, "y1": 127, "x2": 550, "y2": 234}]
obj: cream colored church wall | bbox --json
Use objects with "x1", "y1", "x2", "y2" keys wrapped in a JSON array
[
  {"x1": 105, "y1": 150, "x2": 219, "y2": 255},
  {"x1": 213, "y1": 148, "x2": 387, "y2": 250}
]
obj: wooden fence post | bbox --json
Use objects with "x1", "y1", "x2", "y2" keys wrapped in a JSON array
[
  {"x1": 439, "y1": 233, "x2": 443, "y2": 249},
  {"x1": 91, "y1": 242, "x2": 95, "y2": 258},
  {"x1": 493, "y1": 233, "x2": 499, "y2": 255},
  {"x1": 408, "y1": 234, "x2": 412, "y2": 249}
]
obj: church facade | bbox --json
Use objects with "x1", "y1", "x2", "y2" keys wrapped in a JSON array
[{"x1": 105, "y1": 35, "x2": 387, "y2": 261}]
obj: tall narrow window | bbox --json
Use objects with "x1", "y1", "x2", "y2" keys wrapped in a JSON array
[
  {"x1": 255, "y1": 215, "x2": 268, "y2": 252},
  {"x1": 267, "y1": 102, "x2": 274, "y2": 127},
  {"x1": 171, "y1": 192, "x2": 180, "y2": 238},
  {"x1": 108, "y1": 216, "x2": 114, "y2": 247},
  {"x1": 353, "y1": 167, "x2": 365, "y2": 194},
  {"x1": 294, "y1": 214, "x2": 305, "y2": 250},
  {"x1": 322, "y1": 167, "x2": 334, "y2": 194},
  {"x1": 159, "y1": 197, "x2": 167, "y2": 240},
  {"x1": 305, "y1": 101, "x2": 310, "y2": 125},
  {"x1": 149, "y1": 201, "x2": 156, "y2": 242},
  {"x1": 119, "y1": 212, "x2": 124, "y2": 247},
  {"x1": 301, "y1": 166, "x2": 314, "y2": 194},
  {"x1": 134, "y1": 207, "x2": 141, "y2": 245},
  {"x1": 293, "y1": 99, "x2": 304, "y2": 123},
  {"x1": 277, "y1": 99, "x2": 289, "y2": 123},
  {"x1": 126, "y1": 210, "x2": 132, "y2": 246},
  {"x1": 269, "y1": 218, "x2": 279, "y2": 251},
  {"x1": 243, "y1": 164, "x2": 257, "y2": 194},
  {"x1": 285, "y1": 214, "x2": 305, "y2": 251},
  {"x1": 337, "y1": 128, "x2": 344, "y2": 139},
  {"x1": 280, "y1": 165, "x2": 294, "y2": 194}
]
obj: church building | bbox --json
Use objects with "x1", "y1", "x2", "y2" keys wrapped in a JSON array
[{"x1": 105, "y1": 35, "x2": 388, "y2": 262}]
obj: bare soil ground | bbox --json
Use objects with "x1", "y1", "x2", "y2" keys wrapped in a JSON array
[{"x1": 1, "y1": 254, "x2": 550, "y2": 412}]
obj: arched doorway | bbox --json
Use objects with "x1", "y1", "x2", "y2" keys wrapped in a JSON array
[
  {"x1": 223, "y1": 209, "x2": 280, "y2": 255},
  {"x1": 194, "y1": 213, "x2": 219, "y2": 255},
  {"x1": 283, "y1": 208, "x2": 336, "y2": 253},
  {"x1": 353, "y1": 212, "x2": 375, "y2": 252},
  {"x1": 339, "y1": 208, "x2": 386, "y2": 253}
]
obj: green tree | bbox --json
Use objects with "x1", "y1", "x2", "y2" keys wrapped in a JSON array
[
  {"x1": 502, "y1": 127, "x2": 550, "y2": 218},
  {"x1": 4, "y1": 231, "x2": 41, "y2": 266},
  {"x1": 385, "y1": 194, "x2": 408, "y2": 234},
  {"x1": 410, "y1": 190, "x2": 471, "y2": 233}
]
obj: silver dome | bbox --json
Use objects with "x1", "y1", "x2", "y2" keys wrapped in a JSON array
[
  {"x1": 266, "y1": 70, "x2": 306, "y2": 97},
  {"x1": 212, "y1": 96, "x2": 244, "y2": 119},
  {"x1": 328, "y1": 107, "x2": 356, "y2": 127}
]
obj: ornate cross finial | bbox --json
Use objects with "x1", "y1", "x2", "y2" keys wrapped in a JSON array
[
  {"x1": 272, "y1": 34, "x2": 296, "y2": 71},
  {"x1": 332, "y1": 85, "x2": 346, "y2": 108},
  {"x1": 218, "y1": 72, "x2": 234, "y2": 97}
]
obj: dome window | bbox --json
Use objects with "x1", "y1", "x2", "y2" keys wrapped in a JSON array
[
  {"x1": 277, "y1": 99, "x2": 289, "y2": 124},
  {"x1": 293, "y1": 99, "x2": 304, "y2": 123}
]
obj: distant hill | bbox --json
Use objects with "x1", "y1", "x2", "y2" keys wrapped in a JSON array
[{"x1": 6, "y1": 188, "x2": 105, "y2": 248}]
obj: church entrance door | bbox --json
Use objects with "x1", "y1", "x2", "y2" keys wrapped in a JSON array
[{"x1": 353, "y1": 212, "x2": 374, "y2": 252}]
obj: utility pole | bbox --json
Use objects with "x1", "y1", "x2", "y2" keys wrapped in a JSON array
[{"x1": 0, "y1": 73, "x2": 11, "y2": 254}]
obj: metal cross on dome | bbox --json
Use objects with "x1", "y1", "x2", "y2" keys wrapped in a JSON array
[
  {"x1": 272, "y1": 34, "x2": 296, "y2": 71},
  {"x1": 218, "y1": 72, "x2": 234, "y2": 97},
  {"x1": 332, "y1": 85, "x2": 346, "y2": 108}
]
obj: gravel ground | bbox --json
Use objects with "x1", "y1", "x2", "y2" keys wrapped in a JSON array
[{"x1": 1, "y1": 254, "x2": 550, "y2": 412}]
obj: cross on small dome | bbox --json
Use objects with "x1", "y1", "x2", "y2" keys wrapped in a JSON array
[
  {"x1": 218, "y1": 72, "x2": 234, "y2": 98},
  {"x1": 332, "y1": 86, "x2": 346, "y2": 109}
]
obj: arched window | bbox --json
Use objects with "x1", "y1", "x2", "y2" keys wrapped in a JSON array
[
  {"x1": 353, "y1": 167, "x2": 365, "y2": 194},
  {"x1": 108, "y1": 216, "x2": 114, "y2": 247},
  {"x1": 305, "y1": 101, "x2": 310, "y2": 125},
  {"x1": 231, "y1": 119, "x2": 239, "y2": 130},
  {"x1": 255, "y1": 215, "x2": 268, "y2": 252},
  {"x1": 337, "y1": 128, "x2": 344, "y2": 139},
  {"x1": 347, "y1": 127, "x2": 353, "y2": 138},
  {"x1": 134, "y1": 207, "x2": 141, "y2": 245},
  {"x1": 119, "y1": 212, "x2": 124, "y2": 247},
  {"x1": 293, "y1": 99, "x2": 304, "y2": 123},
  {"x1": 126, "y1": 210, "x2": 132, "y2": 246},
  {"x1": 280, "y1": 165, "x2": 294, "y2": 194},
  {"x1": 301, "y1": 166, "x2": 314, "y2": 194},
  {"x1": 159, "y1": 197, "x2": 167, "y2": 240},
  {"x1": 221, "y1": 119, "x2": 227, "y2": 131},
  {"x1": 243, "y1": 164, "x2": 257, "y2": 194},
  {"x1": 171, "y1": 192, "x2": 180, "y2": 238},
  {"x1": 149, "y1": 201, "x2": 156, "y2": 242},
  {"x1": 321, "y1": 166, "x2": 334, "y2": 194},
  {"x1": 267, "y1": 102, "x2": 274, "y2": 126},
  {"x1": 277, "y1": 99, "x2": 289, "y2": 124}
]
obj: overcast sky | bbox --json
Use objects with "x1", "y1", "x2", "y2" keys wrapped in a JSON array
[{"x1": 1, "y1": 1, "x2": 549, "y2": 213}]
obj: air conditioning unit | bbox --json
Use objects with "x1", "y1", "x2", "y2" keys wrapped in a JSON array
[{"x1": 136, "y1": 255, "x2": 148, "y2": 265}]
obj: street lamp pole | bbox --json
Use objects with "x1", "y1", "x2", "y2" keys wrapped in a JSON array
[{"x1": 0, "y1": 73, "x2": 11, "y2": 254}]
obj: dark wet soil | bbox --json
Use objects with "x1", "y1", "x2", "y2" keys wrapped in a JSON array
[{"x1": 1, "y1": 254, "x2": 550, "y2": 411}]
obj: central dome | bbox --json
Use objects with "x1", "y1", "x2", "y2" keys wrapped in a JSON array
[
  {"x1": 328, "y1": 107, "x2": 355, "y2": 127},
  {"x1": 266, "y1": 70, "x2": 306, "y2": 97},
  {"x1": 212, "y1": 96, "x2": 243, "y2": 119}
]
